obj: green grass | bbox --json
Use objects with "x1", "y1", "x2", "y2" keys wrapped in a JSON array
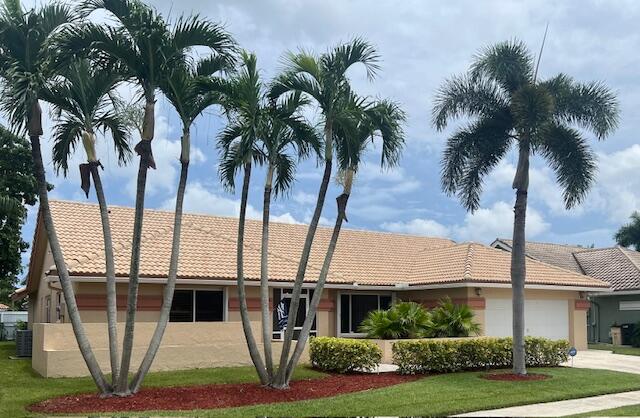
[
  {"x1": 589, "y1": 343, "x2": 640, "y2": 356},
  {"x1": 5, "y1": 340, "x2": 640, "y2": 417},
  {"x1": 572, "y1": 404, "x2": 640, "y2": 416},
  {"x1": 0, "y1": 341, "x2": 323, "y2": 417}
]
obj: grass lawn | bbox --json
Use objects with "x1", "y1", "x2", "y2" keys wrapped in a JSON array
[
  {"x1": 589, "y1": 343, "x2": 640, "y2": 356},
  {"x1": 5, "y1": 341, "x2": 640, "y2": 417},
  {"x1": 0, "y1": 341, "x2": 323, "y2": 417}
]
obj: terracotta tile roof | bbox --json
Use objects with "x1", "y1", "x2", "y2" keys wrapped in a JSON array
[
  {"x1": 0, "y1": 303, "x2": 9, "y2": 311},
  {"x1": 573, "y1": 247, "x2": 640, "y2": 291},
  {"x1": 38, "y1": 200, "x2": 608, "y2": 289},
  {"x1": 492, "y1": 238, "x2": 586, "y2": 273}
]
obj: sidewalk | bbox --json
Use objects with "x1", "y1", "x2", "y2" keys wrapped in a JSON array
[{"x1": 455, "y1": 390, "x2": 640, "y2": 417}]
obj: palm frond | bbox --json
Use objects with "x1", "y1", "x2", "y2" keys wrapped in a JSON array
[
  {"x1": 96, "y1": 111, "x2": 132, "y2": 166},
  {"x1": 432, "y1": 74, "x2": 509, "y2": 130},
  {"x1": 542, "y1": 73, "x2": 619, "y2": 139},
  {"x1": 470, "y1": 39, "x2": 534, "y2": 93},
  {"x1": 172, "y1": 14, "x2": 236, "y2": 55},
  {"x1": 272, "y1": 152, "x2": 296, "y2": 196},
  {"x1": 538, "y1": 123, "x2": 596, "y2": 209},
  {"x1": 322, "y1": 37, "x2": 381, "y2": 81},
  {"x1": 615, "y1": 212, "x2": 640, "y2": 250},
  {"x1": 51, "y1": 117, "x2": 83, "y2": 175}
]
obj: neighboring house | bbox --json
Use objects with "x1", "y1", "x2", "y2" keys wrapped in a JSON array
[
  {"x1": 492, "y1": 238, "x2": 640, "y2": 344},
  {"x1": 18, "y1": 201, "x2": 608, "y2": 377}
]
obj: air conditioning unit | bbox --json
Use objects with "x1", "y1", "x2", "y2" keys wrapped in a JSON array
[{"x1": 15, "y1": 329, "x2": 32, "y2": 357}]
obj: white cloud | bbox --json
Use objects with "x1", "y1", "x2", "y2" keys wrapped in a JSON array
[
  {"x1": 161, "y1": 182, "x2": 301, "y2": 224},
  {"x1": 380, "y1": 201, "x2": 550, "y2": 243},
  {"x1": 381, "y1": 218, "x2": 450, "y2": 238},
  {"x1": 293, "y1": 191, "x2": 317, "y2": 205}
]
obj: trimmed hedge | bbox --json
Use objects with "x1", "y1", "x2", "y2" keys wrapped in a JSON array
[
  {"x1": 310, "y1": 336, "x2": 382, "y2": 373},
  {"x1": 393, "y1": 337, "x2": 570, "y2": 374}
]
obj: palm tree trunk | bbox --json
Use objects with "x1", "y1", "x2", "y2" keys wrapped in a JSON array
[
  {"x1": 89, "y1": 164, "x2": 119, "y2": 386},
  {"x1": 116, "y1": 98, "x2": 155, "y2": 395},
  {"x1": 260, "y1": 164, "x2": 275, "y2": 379},
  {"x1": 511, "y1": 144, "x2": 529, "y2": 375},
  {"x1": 237, "y1": 162, "x2": 270, "y2": 385},
  {"x1": 129, "y1": 128, "x2": 190, "y2": 393},
  {"x1": 285, "y1": 169, "x2": 353, "y2": 382},
  {"x1": 272, "y1": 123, "x2": 333, "y2": 389},
  {"x1": 29, "y1": 127, "x2": 111, "y2": 394}
]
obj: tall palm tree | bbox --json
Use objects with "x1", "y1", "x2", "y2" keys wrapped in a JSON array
[
  {"x1": 130, "y1": 55, "x2": 233, "y2": 393},
  {"x1": 43, "y1": 58, "x2": 131, "y2": 385},
  {"x1": 615, "y1": 212, "x2": 640, "y2": 251},
  {"x1": 218, "y1": 52, "x2": 319, "y2": 385},
  {"x1": 268, "y1": 39, "x2": 380, "y2": 387},
  {"x1": 58, "y1": 0, "x2": 235, "y2": 394},
  {"x1": 284, "y1": 96, "x2": 405, "y2": 385},
  {"x1": 0, "y1": 0, "x2": 112, "y2": 394},
  {"x1": 433, "y1": 40, "x2": 618, "y2": 374}
]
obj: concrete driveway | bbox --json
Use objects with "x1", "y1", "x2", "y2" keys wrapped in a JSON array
[{"x1": 564, "y1": 349, "x2": 640, "y2": 374}]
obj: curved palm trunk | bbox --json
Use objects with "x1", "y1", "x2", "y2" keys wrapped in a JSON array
[
  {"x1": 89, "y1": 164, "x2": 119, "y2": 385},
  {"x1": 237, "y1": 162, "x2": 270, "y2": 385},
  {"x1": 117, "y1": 99, "x2": 155, "y2": 395},
  {"x1": 260, "y1": 164, "x2": 275, "y2": 379},
  {"x1": 511, "y1": 144, "x2": 529, "y2": 375},
  {"x1": 273, "y1": 125, "x2": 333, "y2": 388},
  {"x1": 285, "y1": 169, "x2": 353, "y2": 382},
  {"x1": 29, "y1": 112, "x2": 110, "y2": 394},
  {"x1": 129, "y1": 128, "x2": 190, "y2": 393}
]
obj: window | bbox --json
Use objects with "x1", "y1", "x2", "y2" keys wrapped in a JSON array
[
  {"x1": 170, "y1": 290, "x2": 224, "y2": 322},
  {"x1": 620, "y1": 301, "x2": 640, "y2": 311},
  {"x1": 339, "y1": 293, "x2": 392, "y2": 335},
  {"x1": 272, "y1": 288, "x2": 316, "y2": 340}
]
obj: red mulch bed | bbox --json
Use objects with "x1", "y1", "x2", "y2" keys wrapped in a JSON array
[
  {"x1": 29, "y1": 373, "x2": 419, "y2": 414},
  {"x1": 482, "y1": 372, "x2": 550, "y2": 381}
]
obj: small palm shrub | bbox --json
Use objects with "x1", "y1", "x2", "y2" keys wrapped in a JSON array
[
  {"x1": 359, "y1": 301, "x2": 432, "y2": 339},
  {"x1": 429, "y1": 297, "x2": 481, "y2": 337},
  {"x1": 309, "y1": 336, "x2": 382, "y2": 373}
]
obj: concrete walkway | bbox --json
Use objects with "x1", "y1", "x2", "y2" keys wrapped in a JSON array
[
  {"x1": 457, "y1": 349, "x2": 640, "y2": 417},
  {"x1": 456, "y1": 390, "x2": 640, "y2": 417}
]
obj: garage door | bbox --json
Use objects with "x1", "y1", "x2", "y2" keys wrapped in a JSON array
[{"x1": 484, "y1": 298, "x2": 569, "y2": 340}]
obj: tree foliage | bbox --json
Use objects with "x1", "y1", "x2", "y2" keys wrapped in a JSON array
[
  {"x1": 0, "y1": 125, "x2": 38, "y2": 305},
  {"x1": 615, "y1": 212, "x2": 640, "y2": 251}
]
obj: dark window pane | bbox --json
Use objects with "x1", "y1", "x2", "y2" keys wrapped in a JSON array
[
  {"x1": 295, "y1": 297, "x2": 307, "y2": 327},
  {"x1": 272, "y1": 289, "x2": 281, "y2": 332},
  {"x1": 195, "y1": 291, "x2": 223, "y2": 322},
  {"x1": 351, "y1": 295, "x2": 379, "y2": 332},
  {"x1": 170, "y1": 290, "x2": 193, "y2": 322},
  {"x1": 380, "y1": 296, "x2": 392, "y2": 310},
  {"x1": 340, "y1": 294, "x2": 350, "y2": 334}
]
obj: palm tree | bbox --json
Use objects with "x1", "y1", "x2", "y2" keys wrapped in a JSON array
[
  {"x1": 217, "y1": 52, "x2": 319, "y2": 385},
  {"x1": 268, "y1": 38, "x2": 380, "y2": 387},
  {"x1": 433, "y1": 40, "x2": 618, "y2": 374},
  {"x1": 283, "y1": 96, "x2": 405, "y2": 385},
  {"x1": 43, "y1": 58, "x2": 131, "y2": 385},
  {"x1": 0, "y1": 0, "x2": 111, "y2": 394},
  {"x1": 429, "y1": 297, "x2": 481, "y2": 338},
  {"x1": 130, "y1": 55, "x2": 233, "y2": 393},
  {"x1": 58, "y1": 0, "x2": 235, "y2": 394},
  {"x1": 615, "y1": 212, "x2": 640, "y2": 250}
]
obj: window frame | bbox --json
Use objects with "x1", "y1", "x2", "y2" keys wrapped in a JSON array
[
  {"x1": 169, "y1": 287, "x2": 228, "y2": 323},
  {"x1": 336, "y1": 291, "x2": 395, "y2": 338},
  {"x1": 271, "y1": 287, "x2": 317, "y2": 341}
]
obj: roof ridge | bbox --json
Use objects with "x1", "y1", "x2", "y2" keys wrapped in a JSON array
[
  {"x1": 619, "y1": 247, "x2": 640, "y2": 274},
  {"x1": 463, "y1": 243, "x2": 474, "y2": 281}
]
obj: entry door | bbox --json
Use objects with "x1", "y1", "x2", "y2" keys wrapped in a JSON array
[{"x1": 484, "y1": 298, "x2": 569, "y2": 340}]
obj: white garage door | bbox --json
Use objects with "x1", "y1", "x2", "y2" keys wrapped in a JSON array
[{"x1": 485, "y1": 298, "x2": 569, "y2": 340}]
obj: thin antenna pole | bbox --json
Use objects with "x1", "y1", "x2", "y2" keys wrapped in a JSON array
[{"x1": 533, "y1": 23, "x2": 549, "y2": 83}]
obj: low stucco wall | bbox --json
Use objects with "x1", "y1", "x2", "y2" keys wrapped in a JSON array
[{"x1": 32, "y1": 322, "x2": 309, "y2": 378}]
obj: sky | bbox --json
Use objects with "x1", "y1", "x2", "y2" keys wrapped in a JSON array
[{"x1": 15, "y1": 0, "x2": 640, "y2": 272}]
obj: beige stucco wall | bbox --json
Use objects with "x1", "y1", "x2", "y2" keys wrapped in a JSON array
[{"x1": 32, "y1": 321, "x2": 309, "y2": 378}]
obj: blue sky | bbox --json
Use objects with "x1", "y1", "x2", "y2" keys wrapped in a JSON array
[{"x1": 16, "y1": 0, "x2": 640, "y2": 273}]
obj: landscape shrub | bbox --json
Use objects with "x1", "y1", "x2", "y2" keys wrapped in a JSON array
[
  {"x1": 393, "y1": 337, "x2": 569, "y2": 374},
  {"x1": 429, "y1": 297, "x2": 481, "y2": 337},
  {"x1": 309, "y1": 336, "x2": 382, "y2": 373}
]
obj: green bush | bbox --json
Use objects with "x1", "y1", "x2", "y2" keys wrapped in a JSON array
[
  {"x1": 393, "y1": 337, "x2": 569, "y2": 374},
  {"x1": 359, "y1": 301, "x2": 432, "y2": 339},
  {"x1": 309, "y1": 336, "x2": 382, "y2": 373}
]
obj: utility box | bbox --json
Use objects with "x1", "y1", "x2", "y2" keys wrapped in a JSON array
[
  {"x1": 611, "y1": 326, "x2": 622, "y2": 345},
  {"x1": 15, "y1": 329, "x2": 32, "y2": 357},
  {"x1": 621, "y1": 323, "x2": 636, "y2": 346}
]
